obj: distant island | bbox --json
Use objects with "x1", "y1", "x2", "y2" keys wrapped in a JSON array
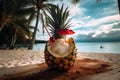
[
  {"x1": 35, "y1": 40, "x2": 47, "y2": 43},
  {"x1": 75, "y1": 38, "x2": 120, "y2": 43}
]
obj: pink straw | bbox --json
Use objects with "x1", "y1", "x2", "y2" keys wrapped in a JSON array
[{"x1": 43, "y1": 25, "x2": 51, "y2": 37}]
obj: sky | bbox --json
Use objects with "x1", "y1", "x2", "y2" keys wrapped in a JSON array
[{"x1": 35, "y1": 0, "x2": 120, "y2": 42}]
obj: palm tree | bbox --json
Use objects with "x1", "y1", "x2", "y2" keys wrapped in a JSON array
[
  {"x1": 28, "y1": 0, "x2": 42, "y2": 49},
  {"x1": 28, "y1": 0, "x2": 56, "y2": 49},
  {"x1": 0, "y1": 0, "x2": 35, "y2": 49}
]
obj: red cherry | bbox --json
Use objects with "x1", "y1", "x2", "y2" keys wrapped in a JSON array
[{"x1": 50, "y1": 37, "x2": 55, "y2": 42}]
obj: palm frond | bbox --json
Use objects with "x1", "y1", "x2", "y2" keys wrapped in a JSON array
[{"x1": 15, "y1": 7, "x2": 36, "y2": 17}]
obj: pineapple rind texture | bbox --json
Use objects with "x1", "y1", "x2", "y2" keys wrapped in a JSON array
[{"x1": 44, "y1": 38, "x2": 77, "y2": 71}]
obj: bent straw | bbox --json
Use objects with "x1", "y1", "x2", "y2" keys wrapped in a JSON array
[
  {"x1": 43, "y1": 25, "x2": 51, "y2": 37},
  {"x1": 43, "y1": 25, "x2": 55, "y2": 42}
]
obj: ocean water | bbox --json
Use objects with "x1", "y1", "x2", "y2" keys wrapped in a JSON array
[{"x1": 33, "y1": 42, "x2": 120, "y2": 54}]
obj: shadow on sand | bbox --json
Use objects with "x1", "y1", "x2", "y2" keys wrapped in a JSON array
[{"x1": 4, "y1": 59, "x2": 112, "y2": 80}]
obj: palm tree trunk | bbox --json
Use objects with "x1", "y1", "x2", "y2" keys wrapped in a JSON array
[
  {"x1": 9, "y1": 29, "x2": 18, "y2": 49},
  {"x1": 118, "y1": 0, "x2": 120, "y2": 13},
  {"x1": 28, "y1": 8, "x2": 40, "y2": 50},
  {"x1": 0, "y1": 23, "x2": 5, "y2": 31}
]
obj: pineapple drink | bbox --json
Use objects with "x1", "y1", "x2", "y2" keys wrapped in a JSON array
[
  {"x1": 44, "y1": 4, "x2": 77, "y2": 71},
  {"x1": 45, "y1": 38, "x2": 77, "y2": 71},
  {"x1": 50, "y1": 38, "x2": 70, "y2": 57}
]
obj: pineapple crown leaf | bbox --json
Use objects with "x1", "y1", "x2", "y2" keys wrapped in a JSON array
[{"x1": 46, "y1": 4, "x2": 71, "y2": 37}]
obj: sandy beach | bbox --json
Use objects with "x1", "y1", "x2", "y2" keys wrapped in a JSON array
[
  {"x1": 0, "y1": 50, "x2": 44, "y2": 69},
  {"x1": 0, "y1": 50, "x2": 120, "y2": 80},
  {"x1": 0, "y1": 50, "x2": 119, "y2": 69}
]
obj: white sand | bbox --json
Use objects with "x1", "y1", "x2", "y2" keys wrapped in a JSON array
[
  {"x1": 0, "y1": 50, "x2": 120, "y2": 69},
  {"x1": 0, "y1": 50, "x2": 120, "y2": 80},
  {"x1": 77, "y1": 52, "x2": 120, "y2": 63},
  {"x1": 0, "y1": 50, "x2": 44, "y2": 69}
]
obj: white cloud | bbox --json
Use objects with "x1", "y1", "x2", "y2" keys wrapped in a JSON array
[
  {"x1": 70, "y1": 14, "x2": 120, "y2": 31},
  {"x1": 113, "y1": 22, "x2": 120, "y2": 26},
  {"x1": 85, "y1": 16, "x2": 91, "y2": 19},
  {"x1": 69, "y1": 4, "x2": 85, "y2": 17},
  {"x1": 72, "y1": 30, "x2": 94, "y2": 37},
  {"x1": 70, "y1": 19, "x2": 84, "y2": 29},
  {"x1": 74, "y1": 21, "x2": 120, "y2": 39},
  {"x1": 99, "y1": 24, "x2": 113, "y2": 32},
  {"x1": 92, "y1": 23, "x2": 115, "y2": 37},
  {"x1": 93, "y1": 21, "x2": 120, "y2": 37},
  {"x1": 83, "y1": 14, "x2": 120, "y2": 27},
  {"x1": 112, "y1": 29, "x2": 120, "y2": 31},
  {"x1": 92, "y1": 30, "x2": 102, "y2": 38}
]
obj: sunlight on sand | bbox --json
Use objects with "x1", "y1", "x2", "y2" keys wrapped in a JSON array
[{"x1": 0, "y1": 50, "x2": 119, "y2": 69}]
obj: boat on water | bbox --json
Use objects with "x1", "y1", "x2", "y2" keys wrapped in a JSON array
[{"x1": 100, "y1": 45, "x2": 103, "y2": 49}]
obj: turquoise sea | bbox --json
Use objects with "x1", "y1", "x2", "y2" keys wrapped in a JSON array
[{"x1": 33, "y1": 42, "x2": 120, "y2": 54}]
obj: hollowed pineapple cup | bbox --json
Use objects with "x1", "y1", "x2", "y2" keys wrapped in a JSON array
[{"x1": 44, "y1": 38, "x2": 77, "y2": 71}]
